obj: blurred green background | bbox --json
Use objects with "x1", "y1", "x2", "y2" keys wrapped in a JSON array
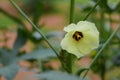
[{"x1": 0, "y1": 0, "x2": 120, "y2": 80}]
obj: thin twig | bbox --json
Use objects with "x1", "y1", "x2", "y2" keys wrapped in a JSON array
[
  {"x1": 83, "y1": 0, "x2": 101, "y2": 20},
  {"x1": 9, "y1": 0, "x2": 66, "y2": 70}
]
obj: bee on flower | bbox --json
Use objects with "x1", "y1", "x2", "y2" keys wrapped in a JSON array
[{"x1": 60, "y1": 21, "x2": 99, "y2": 58}]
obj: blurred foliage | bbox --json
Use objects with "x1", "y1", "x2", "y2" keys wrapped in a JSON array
[
  {"x1": 29, "y1": 71, "x2": 85, "y2": 80},
  {"x1": 0, "y1": 0, "x2": 120, "y2": 80},
  {"x1": 0, "y1": 14, "x2": 17, "y2": 29}
]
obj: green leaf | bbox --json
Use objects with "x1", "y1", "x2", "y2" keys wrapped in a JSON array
[
  {"x1": 0, "y1": 13, "x2": 16, "y2": 29},
  {"x1": 33, "y1": 0, "x2": 44, "y2": 24},
  {"x1": 76, "y1": 68, "x2": 89, "y2": 76},
  {"x1": 13, "y1": 28, "x2": 27, "y2": 50},
  {"x1": 19, "y1": 49, "x2": 57, "y2": 60},
  {"x1": 0, "y1": 64, "x2": 19, "y2": 80},
  {"x1": 0, "y1": 48, "x2": 17, "y2": 65},
  {"x1": 26, "y1": 71, "x2": 84, "y2": 80}
]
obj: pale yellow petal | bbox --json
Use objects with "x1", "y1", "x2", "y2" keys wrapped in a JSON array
[
  {"x1": 77, "y1": 30, "x2": 99, "y2": 55},
  {"x1": 76, "y1": 21, "x2": 98, "y2": 34},
  {"x1": 64, "y1": 23, "x2": 76, "y2": 32},
  {"x1": 60, "y1": 31, "x2": 84, "y2": 58}
]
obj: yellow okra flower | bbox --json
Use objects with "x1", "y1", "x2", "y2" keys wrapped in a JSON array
[{"x1": 60, "y1": 21, "x2": 99, "y2": 58}]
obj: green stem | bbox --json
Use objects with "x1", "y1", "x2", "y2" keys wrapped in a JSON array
[
  {"x1": 83, "y1": 0, "x2": 101, "y2": 20},
  {"x1": 9, "y1": 0, "x2": 65, "y2": 69},
  {"x1": 69, "y1": 0, "x2": 75, "y2": 24},
  {"x1": 90, "y1": 26, "x2": 120, "y2": 67},
  {"x1": 66, "y1": 0, "x2": 75, "y2": 73},
  {"x1": 82, "y1": 25, "x2": 120, "y2": 79},
  {"x1": 66, "y1": 54, "x2": 73, "y2": 73}
]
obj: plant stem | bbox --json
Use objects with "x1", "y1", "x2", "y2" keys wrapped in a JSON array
[
  {"x1": 82, "y1": 25, "x2": 120, "y2": 80},
  {"x1": 9, "y1": 0, "x2": 65, "y2": 69},
  {"x1": 83, "y1": 0, "x2": 101, "y2": 20},
  {"x1": 69, "y1": 0, "x2": 75, "y2": 23},
  {"x1": 90, "y1": 26, "x2": 120, "y2": 67},
  {"x1": 66, "y1": 0, "x2": 75, "y2": 73},
  {"x1": 66, "y1": 54, "x2": 73, "y2": 73}
]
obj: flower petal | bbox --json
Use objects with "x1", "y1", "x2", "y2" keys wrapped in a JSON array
[
  {"x1": 60, "y1": 31, "x2": 84, "y2": 58},
  {"x1": 77, "y1": 30, "x2": 99, "y2": 55},
  {"x1": 76, "y1": 21, "x2": 98, "y2": 32},
  {"x1": 64, "y1": 23, "x2": 76, "y2": 32}
]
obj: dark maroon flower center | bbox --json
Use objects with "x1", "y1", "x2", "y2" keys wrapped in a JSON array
[{"x1": 72, "y1": 31, "x2": 83, "y2": 41}]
